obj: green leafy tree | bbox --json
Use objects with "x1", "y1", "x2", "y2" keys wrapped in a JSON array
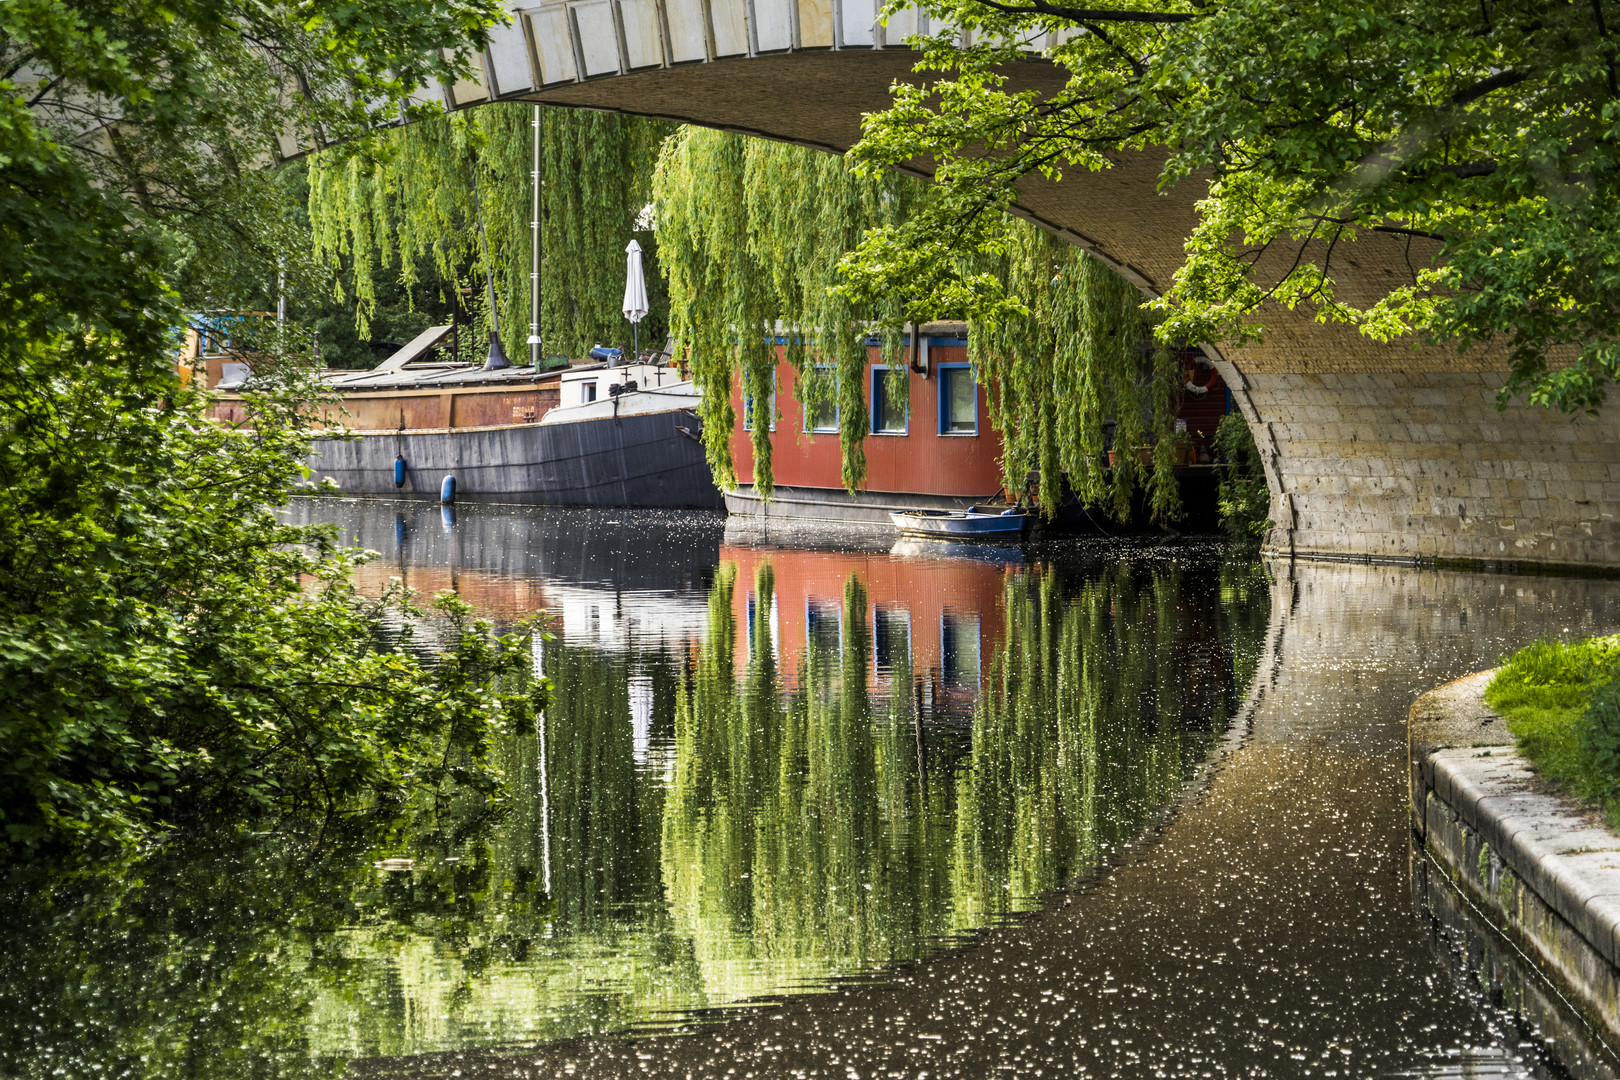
[
  {"x1": 0, "y1": 351, "x2": 548, "y2": 853},
  {"x1": 15, "y1": 0, "x2": 504, "y2": 310},
  {"x1": 968, "y1": 227, "x2": 1184, "y2": 522},
  {"x1": 653, "y1": 129, "x2": 920, "y2": 496},
  {"x1": 847, "y1": 0, "x2": 1620, "y2": 413},
  {"x1": 1212, "y1": 412, "x2": 1269, "y2": 538},
  {"x1": 2, "y1": 0, "x2": 548, "y2": 857}
]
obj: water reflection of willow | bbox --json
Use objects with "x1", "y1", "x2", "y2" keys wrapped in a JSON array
[
  {"x1": 957, "y1": 568, "x2": 1224, "y2": 915},
  {"x1": 0, "y1": 551, "x2": 1266, "y2": 1078},
  {"x1": 656, "y1": 556, "x2": 1260, "y2": 1009}
]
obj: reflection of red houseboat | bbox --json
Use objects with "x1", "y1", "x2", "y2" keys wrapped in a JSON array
[
  {"x1": 719, "y1": 542, "x2": 1017, "y2": 714},
  {"x1": 725, "y1": 323, "x2": 1230, "y2": 528}
]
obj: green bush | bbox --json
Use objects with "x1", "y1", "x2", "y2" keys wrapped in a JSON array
[
  {"x1": 2, "y1": 0, "x2": 538, "y2": 863},
  {"x1": 1484, "y1": 635, "x2": 1620, "y2": 823},
  {"x1": 0, "y1": 105, "x2": 545, "y2": 860}
]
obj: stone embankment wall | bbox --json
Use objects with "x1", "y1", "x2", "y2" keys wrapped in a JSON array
[{"x1": 1412, "y1": 672, "x2": 1620, "y2": 1050}]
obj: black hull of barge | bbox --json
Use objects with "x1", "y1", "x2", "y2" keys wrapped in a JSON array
[{"x1": 308, "y1": 410, "x2": 722, "y2": 510}]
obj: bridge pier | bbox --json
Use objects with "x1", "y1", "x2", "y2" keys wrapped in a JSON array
[{"x1": 1221, "y1": 366, "x2": 1620, "y2": 572}]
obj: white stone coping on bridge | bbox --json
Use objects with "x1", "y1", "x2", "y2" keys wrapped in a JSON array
[
  {"x1": 422, "y1": 0, "x2": 1078, "y2": 115},
  {"x1": 1412, "y1": 672, "x2": 1620, "y2": 1047}
]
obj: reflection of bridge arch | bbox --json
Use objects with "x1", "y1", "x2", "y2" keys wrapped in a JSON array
[{"x1": 316, "y1": 7, "x2": 1620, "y2": 568}]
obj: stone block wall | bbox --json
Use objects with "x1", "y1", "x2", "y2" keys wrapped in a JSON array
[{"x1": 1238, "y1": 370, "x2": 1620, "y2": 569}]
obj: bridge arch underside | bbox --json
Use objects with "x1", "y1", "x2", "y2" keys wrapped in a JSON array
[{"x1": 455, "y1": 35, "x2": 1620, "y2": 570}]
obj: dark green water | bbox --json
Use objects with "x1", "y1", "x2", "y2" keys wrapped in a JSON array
[{"x1": 7, "y1": 500, "x2": 1620, "y2": 1079}]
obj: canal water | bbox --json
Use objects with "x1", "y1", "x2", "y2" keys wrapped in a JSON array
[{"x1": 5, "y1": 499, "x2": 1620, "y2": 1079}]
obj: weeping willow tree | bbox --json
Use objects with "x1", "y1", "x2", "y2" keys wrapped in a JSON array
[
  {"x1": 654, "y1": 131, "x2": 1192, "y2": 524},
  {"x1": 969, "y1": 228, "x2": 1184, "y2": 523},
  {"x1": 307, "y1": 104, "x2": 670, "y2": 362},
  {"x1": 653, "y1": 128, "x2": 922, "y2": 497}
]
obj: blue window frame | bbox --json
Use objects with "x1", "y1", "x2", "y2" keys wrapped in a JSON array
[
  {"x1": 870, "y1": 366, "x2": 908, "y2": 434},
  {"x1": 937, "y1": 363, "x2": 978, "y2": 435},
  {"x1": 742, "y1": 372, "x2": 776, "y2": 432},
  {"x1": 803, "y1": 366, "x2": 839, "y2": 433}
]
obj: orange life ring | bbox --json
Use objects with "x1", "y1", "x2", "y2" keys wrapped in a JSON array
[{"x1": 1184, "y1": 358, "x2": 1218, "y2": 396}]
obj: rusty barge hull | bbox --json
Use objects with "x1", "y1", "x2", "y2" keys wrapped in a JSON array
[{"x1": 308, "y1": 411, "x2": 722, "y2": 509}]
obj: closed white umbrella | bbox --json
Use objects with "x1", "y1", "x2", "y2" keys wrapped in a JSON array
[{"x1": 622, "y1": 238, "x2": 648, "y2": 363}]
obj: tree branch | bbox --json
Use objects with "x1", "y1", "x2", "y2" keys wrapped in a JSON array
[
  {"x1": 1370, "y1": 224, "x2": 1447, "y2": 241},
  {"x1": 964, "y1": 0, "x2": 1196, "y2": 23},
  {"x1": 1450, "y1": 68, "x2": 1527, "y2": 107},
  {"x1": 1436, "y1": 160, "x2": 1498, "y2": 178},
  {"x1": 1075, "y1": 20, "x2": 1148, "y2": 74}
]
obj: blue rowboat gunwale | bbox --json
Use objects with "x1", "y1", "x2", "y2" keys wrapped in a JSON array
[{"x1": 888, "y1": 507, "x2": 1031, "y2": 540}]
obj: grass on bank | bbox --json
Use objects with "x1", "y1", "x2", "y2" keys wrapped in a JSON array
[{"x1": 1485, "y1": 634, "x2": 1620, "y2": 825}]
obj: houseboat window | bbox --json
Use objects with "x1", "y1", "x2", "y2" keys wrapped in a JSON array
[
  {"x1": 581, "y1": 382, "x2": 598, "y2": 404},
  {"x1": 873, "y1": 607, "x2": 911, "y2": 672},
  {"x1": 742, "y1": 373, "x2": 776, "y2": 432},
  {"x1": 938, "y1": 365, "x2": 977, "y2": 435},
  {"x1": 804, "y1": 367, "x2": 839, "y2": 433},
  {"x1": 941, "y1": 611, "x2": 981, "y2": 687},
  {"x1": 870, "y1": 367, "x2": 908, "y2": 434}
]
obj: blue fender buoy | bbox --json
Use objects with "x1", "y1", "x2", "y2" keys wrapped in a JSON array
[
  {"x1": 441, "y1": 504, "x2": 457, "y2": 529},
  {"x1": 439, "y1": 474, "x2": 456, "y2": 504},
  {"x1": 394, "y1": 455, "x2": 406, "y2": 488}
]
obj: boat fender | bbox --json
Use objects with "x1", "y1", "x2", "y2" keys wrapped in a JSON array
[
  {"x1": 440, "y1": 474, "x2": 456, "y2": 504},
  {"x1": 394, "y1": 455, "x2": 407, "y2": 488},
  {"x1": 1000, "y1": 507, "x2": 1020, "y2": 516}
]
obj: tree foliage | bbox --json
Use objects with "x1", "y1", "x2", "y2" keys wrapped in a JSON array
[
  {"x1": 308, "y1": 105, "x2": 671, "y2": 362},
  {"x1": 3, "y1": 0, "x2": 545, "y2": 858},
  {"x1": 1212, "y1": 411, "x2": 1268, "y2": 538},
  {"x1": 653, "y1": 128, "x2": 919, "y2": 496},
  {"x1": 0, "y1": 297, "x2": 547, "y2": 858},
  {"x1": 13, "y1": 0, "x2": 502, "y2": 311},
  {"x1": 968, "y1": 226, "x2": 1182, "y2": 521},
  {"x1": 849, "y1": 0, "x2": 1620, "y2": 413}
]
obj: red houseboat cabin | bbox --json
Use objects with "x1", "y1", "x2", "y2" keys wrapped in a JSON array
[{"x1": 724, "y1": 323, "x2": 1229, "y2": 525}]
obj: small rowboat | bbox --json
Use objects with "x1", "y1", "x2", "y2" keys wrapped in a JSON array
[{"x1": 888, "y1": 506, "x2": 1031, "y2": 540}]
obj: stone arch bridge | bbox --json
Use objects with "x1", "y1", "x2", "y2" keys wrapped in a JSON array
[{"x1": 296, "y1": 0, "x2": 1620, "y2": 571}]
